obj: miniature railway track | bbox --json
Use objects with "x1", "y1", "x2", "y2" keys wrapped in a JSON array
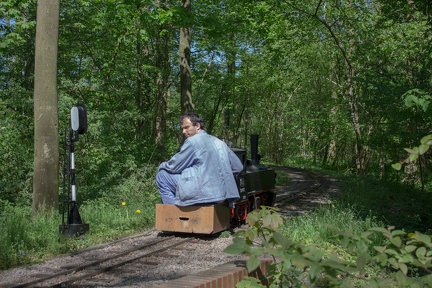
[
  {"x1": 7, "y1": 236, "x2": 189, "y2": 288},
  {"x1": 0, "y1": 166, "x2": 338, "y2": 288},
  {"x1": 272, "y1": 166, "x2": 337, "y2": 217}
]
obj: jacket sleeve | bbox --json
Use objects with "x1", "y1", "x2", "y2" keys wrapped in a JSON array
[{"x1": 158, "y1": 139, "x2": 196, "y2": 173}]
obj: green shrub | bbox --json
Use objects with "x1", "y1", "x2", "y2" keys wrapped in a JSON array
[{"x1": 225, "y1": 207, "x2": 432, "y2": 287}]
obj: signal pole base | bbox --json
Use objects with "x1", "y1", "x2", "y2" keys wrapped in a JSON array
[{"x1": 59, "y1": 223, "x2": 90, "y2": 237}]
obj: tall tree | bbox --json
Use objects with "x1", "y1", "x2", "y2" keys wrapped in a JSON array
[
  {"x1": 32, "y1": 0, "x2": 60, "y2": 213},
  {"x1": 154, "y1": 0, "x2": 174, "y2": 157},
  {"x1": 179, "y1": 0, "x2": 194, "y2": 113}
]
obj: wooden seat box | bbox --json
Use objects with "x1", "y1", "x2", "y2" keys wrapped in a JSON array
[{"x1": 155, "y1": 203, "x2": 231, "y2": 234}]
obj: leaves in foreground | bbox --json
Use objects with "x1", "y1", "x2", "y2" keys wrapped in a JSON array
[{"x1": 225, "y1": 207, "x2": 432, "y2": 287}]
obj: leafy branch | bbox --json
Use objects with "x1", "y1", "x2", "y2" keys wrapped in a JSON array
[
  {"x1": 392, "y1": 89, "x2": 431, "y2": 171},
  {"x1": 225, "y1": 208, "x2": 432, "y2": 287},
  {"x1": 392, "y1": 134, "x2": 432, "y2": 171}
]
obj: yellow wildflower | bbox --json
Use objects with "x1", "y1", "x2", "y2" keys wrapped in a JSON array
[
  {"x1": 136, "y1": 210, "x2": 141, "y2": 213},
  {"x1": 121, "y1": 202, "x2": 126, "y2": 206}
]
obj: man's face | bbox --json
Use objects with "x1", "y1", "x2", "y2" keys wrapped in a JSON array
[{"x1": 181, "y1": 117, "x2": 201, "y2": 138}]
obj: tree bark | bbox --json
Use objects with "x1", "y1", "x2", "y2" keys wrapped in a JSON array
[
  {"x1": 155, "y1": 13, "x2": 171, "y2": 157},
  {"x1": 179, "y1": 0, "x2": 194, "y2": 113},
  {"x1": 32, "y1": 0, "x2": 60, "y2": 214}
]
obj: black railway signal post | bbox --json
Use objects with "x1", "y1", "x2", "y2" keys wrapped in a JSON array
[{"x1": 59, "y1": 104, "x2": 89, "y2": 236}]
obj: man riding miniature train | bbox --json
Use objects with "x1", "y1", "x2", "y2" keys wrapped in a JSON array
[{"x1": 156, "y1": 112, "x2": 243, "y2": 208}]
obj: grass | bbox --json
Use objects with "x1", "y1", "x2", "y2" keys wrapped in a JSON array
[
  {"x1": 337, "y1": 175, "x2": 432, "y2": 233},
  {"x1": 0, "y1": 199, "x2": 156, "y2": 270},
  {"x1": 271, "y1": 168, "x2": 432, "y2": 286},
  {"x1": 280, "y1": 204, "x2": 384, "y2": 247},
  {"x1": 0, "y1": 167, "x2": 160, "y2": 270},
  {"x1": 275, "y1": 167, "x2": 432, "y2": 252}
]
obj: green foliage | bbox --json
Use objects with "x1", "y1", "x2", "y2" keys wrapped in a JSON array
[
  {"x1": 0, "y1": 84, "x2": 34, "y2": 206},
  {"x1": 1, "y1": 0, "x2": 431, "y2": 274},
  {"x1": 403, "y1": 89, "x2": 432, "y2": 113},
  {"x1": 225, "y1": 208, "x2": 432, "y2": 287},
  {"x1": 0, "y1": 158, "x2": 158, "y2": 269},
  {"x1": 338, "y1": 175, "x2": 432, "y2": 233},
  {"x1": 79, "y1": 197, "x2": 154, "y2": 236},
  {"x1": 340, "y1": 226, "x2": 432, "y2": 287},
  {"x1": 0, "y1": 205, "x2": 62, "y2": 269},
  {"x1": 2, "y1": 0, "x2": 432, "y2": 209},
  {"x1": 225, "y1": 207, "x2": 356, "y2": 287},
  {"x1": 392, "y1": 134, "x2": 432, "y2": 171},
  {"x1": 280, "y1": 204, "x2": 384, "y2": 248},
  {"x1": 391, "y1": 88, "x2": 432, "y2": 171},
  {"x1": 0, "y1": 0, "x2": 36, "y2": 53}
]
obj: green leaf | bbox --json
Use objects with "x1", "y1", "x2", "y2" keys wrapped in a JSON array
[
  {"x1": 224, "y1": 237, "x2": 247, "y2": 254},
  {"x1": 414, "y1": 233, "x2": 431, "y2": 245},
  {"x1": 266, "y1": 247, "x2": 285, "y2": 258},
  {"x1": 272, "y1": 231, "x2": 292, "y2": 248},
  {"x1": 369, "y1": 227, "x2": 391, "y2": 237},
  {"x1": 422, "y1": 274, "x2": 432, "y2": 286},
  {"x1": 246, "y1": 256, "x2": 261, "y2": 272},
  {"x1": 281, "y1": 258, "x2": 292, "y2": 270},
  {"x1": 404, "y1": 95, "x2": 418, "y2": 107},
  {"x1": 262, "y1": 211, "x2": 283, "y2": 230},
  {"x1": 309, "y1": 263, "x2": 323, "y2": 280},
  {"x1": 419, "y1": 144, "x2": 430, "y2": 155},
  {"x1": 409, "y1": 152, "x2": 419, "y2": 162},
  {"x1": 376, "y1": 253, "x2": 388, "y2": 265},
  {"x1": 416, "y1": 247, "x2": 426, "y2": 258},
  {"x1": 391, "y1": 163, "x2": 402, "y2": 170},
  {"x1": 398, "y1": 263, "x2": 408, "y2": 275},
  {"x1": 421, "y1": 134, "x2": 432, "y2": 145},
  {"x1": 235, "y1": 277, "x2": 264, "y2": 288},
  {"x1": 391, "y1": 230, "x2": 406, "y2": 237},
  {"x1": 374, "y1": 245, "x2": 387, "y2": 253},
  {"x1": 388, "y1": 257, "x2": 398, "y2": 269},
  {"x1": 384, "y1": 248, "x2": 399, "y2": 255},
  {"x1": 405, "y1": 245, "x2": 417, "y2": 253},
  {"x1": 356, "y1": 253, "x2": 368, "y2": 270},
  {"x1": 389, "y1": 236, "x2": 402, "y2": 247},
  {"x1": 404, "y1": 148, "x2": 416, "y2": 154},
  {"x1": 399, "y1": 253, "x2": 414, "y2": 263},
  {"x1": 395, "y1": 270, "x2": 406, "y2": 283},
  {"x1": 246, "y1": 211, "x2": 260, "y2": 226}
]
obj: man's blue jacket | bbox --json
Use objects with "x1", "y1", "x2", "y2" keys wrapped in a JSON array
[{"x1": 158, "y1": 130, "x2": 243, "y2": 206}]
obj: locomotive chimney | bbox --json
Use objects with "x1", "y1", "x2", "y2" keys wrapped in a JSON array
[{"x1": 250, "y1": 134, "x2": 259, "y2": 165}]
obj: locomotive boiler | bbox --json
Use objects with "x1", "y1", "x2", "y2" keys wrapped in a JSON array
[{"x1": 155, "y1": 134, "x2": 276, "y2": 234}]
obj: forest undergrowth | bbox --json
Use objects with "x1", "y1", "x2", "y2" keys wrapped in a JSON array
[{"x1": 0, "y1": 167, "x2": 431, "y2": 288}]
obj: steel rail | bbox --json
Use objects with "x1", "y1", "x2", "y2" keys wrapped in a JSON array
[
  {"x1": 10, "y1": 236, "x2": 182, "y2": 288},
  {"x1": 50, "y1": 238, "x2": 190, "y2": 287}
]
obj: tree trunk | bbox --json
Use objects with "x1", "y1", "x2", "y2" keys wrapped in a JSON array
[
  {"x1": 179, "y1": 0, "x2": 194, "y2": 113},
  {"x1": 346, "y1": 66, "x2": 365, "y2": 174},
  {"x1": 32, "y1": 0, "x2": 60, "y2": 214},
  {"x1": 155, "y1": 14, "x2": 171, "y2": 158}
]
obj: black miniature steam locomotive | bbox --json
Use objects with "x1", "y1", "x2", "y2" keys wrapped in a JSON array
[{"x1": 230, "y1": 134, "x2": 276, "y2": 225}]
